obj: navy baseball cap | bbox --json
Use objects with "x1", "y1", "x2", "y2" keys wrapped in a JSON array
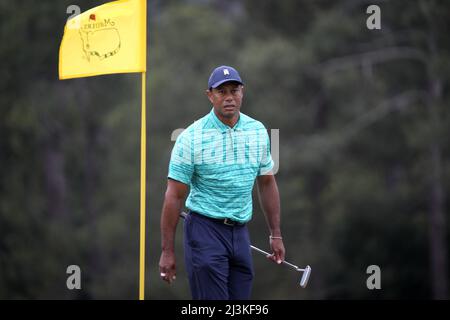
[{"x1": 208, "y1": 65, "x2": 243, "y2": 89}]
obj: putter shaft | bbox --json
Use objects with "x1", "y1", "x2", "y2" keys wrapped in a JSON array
[
  {"x1": 250, "y1": 245, "x2": 304, "y2": 271},
  {"x1": 250, "y1": 245, "x2": 311, "y2": 288}
]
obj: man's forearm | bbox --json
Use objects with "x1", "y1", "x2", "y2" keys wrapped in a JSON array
[
  {"x1": 258, "y1": 177, "x2": 281, "y2": 237},
  {"x1": 161, "y1": 196, "x2": 184, "y2": 252}
]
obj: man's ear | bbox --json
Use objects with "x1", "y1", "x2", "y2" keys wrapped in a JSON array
[{"x1": 206, "y1": 89, "x2": 214, "y2": 104}]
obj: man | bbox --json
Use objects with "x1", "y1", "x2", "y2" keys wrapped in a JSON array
[{"x1": 159, "y1": 65, "x2": 285, "y2": 300}]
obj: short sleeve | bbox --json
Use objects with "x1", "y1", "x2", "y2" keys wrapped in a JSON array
[
  {"x1": 258, "y1": 128, "x2": 274, "y2": 176},
  {"x1": 168, "y1": 130, "x2": 194, "y2": 185}
]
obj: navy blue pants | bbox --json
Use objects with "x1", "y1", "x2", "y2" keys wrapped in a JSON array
[{"x1": 183, "y1": 212, "x2": 254, "y2": 300}]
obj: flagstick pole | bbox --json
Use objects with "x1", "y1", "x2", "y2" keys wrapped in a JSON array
[{"x1": 139, "y1": 71, "x2": 147, "y2": 300}]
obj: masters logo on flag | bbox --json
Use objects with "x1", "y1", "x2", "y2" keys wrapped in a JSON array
[
  {"x1": 79, "y1": 13, "x2": 121, "y2": 62},
  {"x1": 59, "y1": 0, "x2": 146, "y2": 80}
]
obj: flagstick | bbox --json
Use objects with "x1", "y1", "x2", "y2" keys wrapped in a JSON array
[{"x1": 139, "y1": 71, "x2": 147, "y2": 300}]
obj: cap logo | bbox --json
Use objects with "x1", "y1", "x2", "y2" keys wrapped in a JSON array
[{"x1": 223, "y1": 69, "x2": 230, "y2": 76}]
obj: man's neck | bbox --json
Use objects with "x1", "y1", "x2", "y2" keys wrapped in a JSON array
[{"x1": 214, "y1": 110, "x2": 240, "y2": 128}]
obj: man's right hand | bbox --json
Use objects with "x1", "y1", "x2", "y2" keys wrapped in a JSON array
[
  {"x1": 159, "y1": 251, "x2": 177, "y2": 284},
  {"x1": 160, "y1": 179, "x2": 188, "y2": 285}
]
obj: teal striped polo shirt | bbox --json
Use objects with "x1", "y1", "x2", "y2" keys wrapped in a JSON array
[{"x1": 168, "y1": 108, "x2": 274, "y2": 223}]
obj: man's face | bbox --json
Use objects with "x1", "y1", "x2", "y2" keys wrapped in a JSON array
[{"x1": 206, "y1": 82, "x2": 244, "y2": 120}]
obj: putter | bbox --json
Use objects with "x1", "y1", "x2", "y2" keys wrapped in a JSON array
[
  {"x1": 179, "y1": 211, "x2": 311, "y2": 288},
  {"x1": 250, "y1": 245, "x2": 311, "y2": 288}
]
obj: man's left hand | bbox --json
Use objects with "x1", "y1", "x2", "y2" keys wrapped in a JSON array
[{"x1": 267, "y1": 238, "x2": 285, "y2": 264}]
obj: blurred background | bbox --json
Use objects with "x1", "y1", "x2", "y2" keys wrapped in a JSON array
[{"x1": 0, "y1": 0, "x2": 449, "y2": 299}]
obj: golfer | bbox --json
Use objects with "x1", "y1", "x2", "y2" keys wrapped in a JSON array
[{"x1": 159, "y1": 65, "x2": 285, "y2": 300}]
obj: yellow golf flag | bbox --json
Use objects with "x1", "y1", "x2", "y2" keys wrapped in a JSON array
[{"x1": 59, "y1": 0, "x2": 146, "y2": 80}]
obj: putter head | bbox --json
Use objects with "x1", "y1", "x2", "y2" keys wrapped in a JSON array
[{"x1": 299, "y1": 265, "x2": 311, "y2": 288}]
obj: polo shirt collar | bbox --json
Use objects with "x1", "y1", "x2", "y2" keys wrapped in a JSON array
[{"x1": 209, "y1": 108, "x2": 242, "y2": 133}]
